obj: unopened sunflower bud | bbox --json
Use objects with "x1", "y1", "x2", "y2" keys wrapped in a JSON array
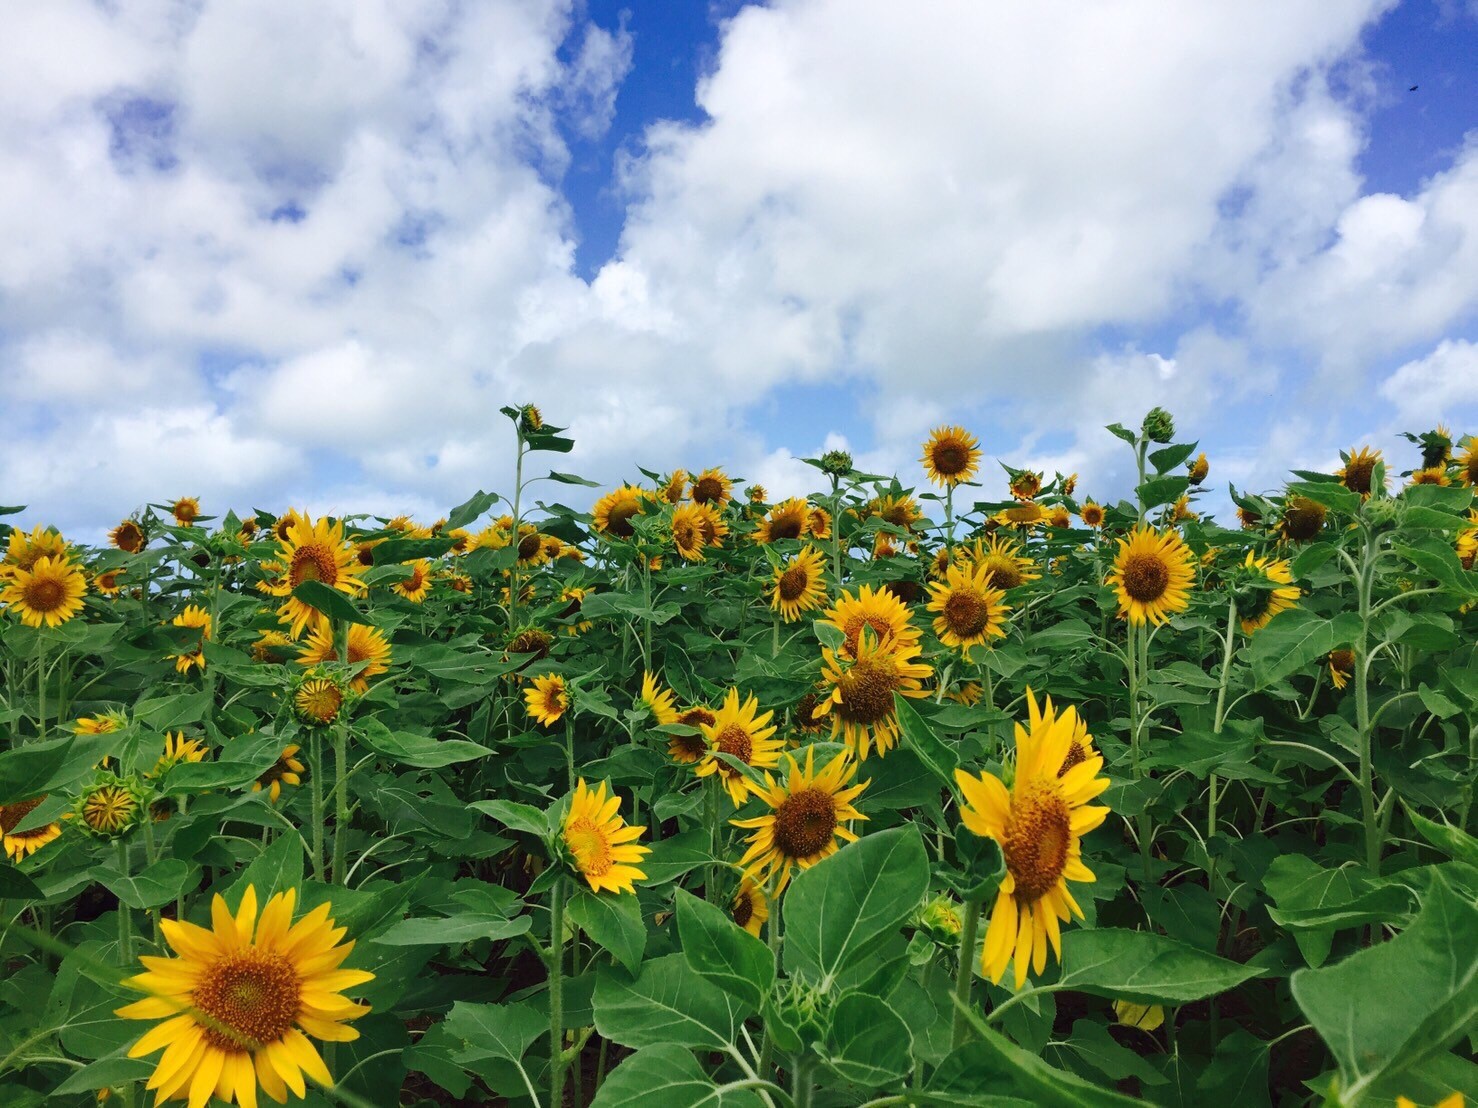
[
  {"x1": 819, "y1": 449, "x2": 854, "y2": 477},
  {"x1": 518, "y1": 404, "x2": 544, "y2": 434},
  {"x1": 73, "y1": 774, "x2": 149, "y2": 840},
  {"x1": 1142, "y1": 407, "x2": 1175, "y2": 444}
]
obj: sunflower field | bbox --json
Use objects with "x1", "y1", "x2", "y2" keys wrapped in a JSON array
[{"x1": 1, "y1": 404, "x2": 1475, "y2": 1108}]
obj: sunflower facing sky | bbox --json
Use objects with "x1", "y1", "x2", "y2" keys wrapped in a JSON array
[
  {"x1": 1107, "y1": 526, "x2": 1195, "y2": 626},
  {"x1": 562, "y1": 779, "x2": 649, "y2": 895},
  {"x1": 591, "y1": 485, "x2": 648, "y2": 539},
  {"x1": 957, "y1": 534, "x2": 1041, "y2": 591},
  {"x1": 815, "y1": 630, "x2": 933, "y2": 759},
  {"x1": 1336, "y1": 446, "x2": 1384, "y2": 498},
  {"x1": 669, "y1": 501, "x2": 710, "y2": 561},
  {"x1": 262, "y1": 515, "x2": 367, "y2": 639},
  {"x1": 1, "y1": 554, "x2": 87, "y2": 628},
  {"x1": 697, "y1": 688, "x2": 784, "y2": 806},
  {"x1": 733, "y1": 746, "x2": 868, "y2": 895},
  {"x1": 770, "y1": 545, "x2": 828, "y2": 622},
  {"x1": 921, "y1": 425, "x2": 982, "y2": 486},
  {"x1": 391, "y1": 560, "x2": 433, "y2": 603},
  {"x1": 117, "y1": 886, "x2": 373, "y2": 1106},
  {"x1": 2, "y1": 524, "x2": 68, "y2": 575},
  {"x1": 955, "y1": 691, "x2": 1111, "y2": 989}
]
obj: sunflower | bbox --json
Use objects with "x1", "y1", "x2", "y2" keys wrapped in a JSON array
[
  {"x1": 770, "y1": 545, "x2": 828, "y2": 622},
  {"x1": 391, "y1": 560, "x2": 432, "y2": 603},
  {"x1": 253, "y1": 746, "x2": 306, "y2": 803},
  {"x1": 667, "y1": 705, "x2": 716, "y2": 764},
  {"x1": 992, "y1": 501, "x2": 1049, "y2": 529},
  {"x1": 297, "y1": 623, "x2": 392, "y2": 693},
  {"x1": 294, "y1": 677, "x2": 346, "y2": 727},
  {"x1": 807, "y1": 506, "x2": 832, "y2": 540},
  {"x1": 238, "y1": 517, "x2": 261, "y2": 541},
  {"x1": 110, "y1": 520, "x2": 147, "y2": 554},
  {"x1": 94, "y1": 568, "x2": 125, "y2": 596},
  {"x1": 1238, "y1": 552, "x2": 1301, "y2": 633},
  {"x1": 697, "y1": 688, "x2": 784, "y2": 806},
  {"x1": 1, "y1": 555, "x2": 87, "y2": 628},
  {"x1": 445, "y1": 528, "x2": 473, "y2": 554},
  {"x1": 659, "y1": 469, "x2": 687, "y2": 504},
  {"x1": 746, "y1": 485, "x2": 769, "y2": 506},
  {"x1": 1237, "y1": 505, "x2": 1263, "y2": 530},
  {"x1": 733, "y1": 746, "x2": 868, "y2": 895},
  {"x1": 1061, "y1": 473, "x2": 1078, "y2": 497},
  {"x1": 75, "y1": 775, "x2": 146, "y2": 838},
  {"x1": 954, "y1": 690, "x2": 1111, "y2": 989},
  {"x1": 670, "y1": 503, "x2": 709, "y2": 561},
  {"x1": 444, "y1": 572, "x2": 473, "y2": 594},
  {"x1": 694, "y1": 502, "x2": 729, "y2": 549},
  {"x1": 958, "y1": 535, "x2": 1040, "y2": 591},
  {"x1": 790, "y1": 689, "x2": 829, "y2": 736},
  {"x1": 562, "y1": 779, "x2": 649, "y2": 895},
  {"x1": 514, "y1": 525, "x2": 550, "y2": 568},
  {"x1": 921, "y1": 425, "x2": 982, "y2": 487},
  {"x1": 116, "y1": 886, "x2": 374, "y2": 1106},
  {"x1": 262, "y1": 516, "x2": 367, "y2": 639},
  {"x1": 817, "y1": 583, "x2": 922, "y2": 657},
  {"x1": 171, "y1": 605, "x2": 212, "y2": 674},
  {"x1": 1336, "y1": 447, "x2": 1382, "y2": 498},
  {"x1": 1280, "y1": 497, "x2": 1326, "y2": 543},
  {"x1": 1170, "y1": 495, "x2": 1198, "y2": 523},
  {"x1": 1048, "y1": 506, "x2": 1071, "y2": 529},
  {"x1": 690, "y1": 468, "x2": 734, "y2": 508},
  {"x1": 640, "y1": 671, "x2": 679, "y2": 726},
  {"x1": 864, "y1": 494, "x2": 922, "y2": 532},
  {"x1": 3, "y1": 524, "x2": 68, "y2": 574},
  {"x1": 1395, "y1": 1094, "x2": 1463, "y2": 1108},
  {"x1": 77, "y1": 710, "x2": 128, "y2": 735},
  {"x1": 1009, "y1": 470, "x2": 1042, "y2": 501},
  {"x1": 504, "y1": 627, "x2": 553, "y2": 674},
  {"x1": 752, "y1": 498, "x2": 811, "y2": 544},
  {"x1": 525, "y1": 674, "x2": 569, "y2": 728},
  {"x1": 1187, "y1": 453, "x2": 1209, "y2": 485},
  {"x1": 1079, "y1": 502, "x2": 1105, "y2": 529},
  {"x1": 1, "y1": 796, "x2": 61, "y2": 861},
  {"x1": 815, "y1": 631, "x2": 933, "y2": 759},
  {"x1": 1459, "y1": 519, "x2": 1478, "y2": 571},
  {"x1": 1410, "y1": 466, "x2": 1451, "y2": 487},
  {"x1": 1327, "y1": 648, "x2": 1355, "y2": 691},
  {"x1": 946, "y1": 680, "x2": 984, "y2": 706},
  {"x1": 926, "y1": 562, "x2": 1010, "y2": 656},
  {"x1": 153, "y1": 733, "x2": 208, "y2": 777},
  {"x1": 1107, "y1": 527, "x2": 1195, "y2": 627},
  {"x1": 252, "y1": 631, "x2": 294, "y2": 664},
  {"x1": 730, "y1": 876, "x2": 770, "y2": 937},
  {"x1": 1457, "y1": 442, "x2": 1478, "y2": 487},
  {"x1": 592, "y1": 485, "x2": 648, "y2": 540},
  {"x1": 386, "y1": 514, "x2": 432, "y2": 539},
  {"x1": 559, "y1": 587, "x2": 593, "y2": 635}
]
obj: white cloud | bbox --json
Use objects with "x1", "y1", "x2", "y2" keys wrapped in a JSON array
[{"x1": 1377, "y1": 338, "x2": 1478, "y2": 423}]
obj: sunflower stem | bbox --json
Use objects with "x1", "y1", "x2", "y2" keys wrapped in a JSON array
[
  {"x1": 1353, "y1": 526, "x2": 1382, "y2": 875},
  {"x1": 951, "y1": 899, "x2": 983, "y2": 1048},
  {"x1": 706, "y1": 775, "x2": 722, "y2": 904},
  {"x1": 332, "y1": 721, "x2": 349, "y2": 884},
  {"x1": 944, "y1": 483, "x2": 955, "y2": 553},
  {"x1": 35, "y1": 643, "x2": 47, "y2": 742},
  {"x1": 549, "y1": 875, "x2": 568, "y2": 1107},
  {"x1": 564, "y1": 716, "x2": 577, "y2": 796},
  {"x1": 1208, "y1": 594, "x2": 1238, "y2": 843},
  {"x1": 116, "y1": 839, "x2": 133, "y2": 964},
  {"x1": 509, "y1": 437, "x2": 526, "y2": 632},
  {"x1": 309, "y1": 730, "x2": 326, "y2": 883}
]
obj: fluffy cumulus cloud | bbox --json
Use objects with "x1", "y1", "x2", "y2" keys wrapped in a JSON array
[{"x1": 2, "y1": 0, "x2": 1476, "y2": 537}]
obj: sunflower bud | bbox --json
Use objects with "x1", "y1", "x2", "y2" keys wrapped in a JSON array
[
  {"x1": 1141, "y1": 407, "x2": 1175, "y2": 444},
  {"x1": 518, "y1": 404, "x2": 544, "y2": 434},
  {"x1": 819, "y1": 449, "x2": 854, "y2": 477},
  {"x1": 1187, "y1": 453, "x2": 1209, "y2": 485},
  {"x1": 73, "y1": 773, "x2": 149, "y2": 840},
  {"x1": 293, "y1": 672, "x2": 350, "y2": 727},
  {"x1": 1363, "y1": 497, "x2": 1403, "y2": 533},
  {"x1": 914, "y1": 895, "x2": 965, "y2": 942}
]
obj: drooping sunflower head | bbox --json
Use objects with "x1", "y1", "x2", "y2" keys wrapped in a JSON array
[
  {"x1": 732, "y1": 746, "x2": 868, "y2": 895},
  {"x1": 93, "y1": 568, "x2": 125, "y2": 596},
  {"x1": 294, "y1": 674, "x2": 348, "y2": 727},
  {"x1": 74, "y1": 774, "x2": 149, "y2": 839},
  {"x1": 504, "y1": 627, "x2": 554, "y2": 676},
  {"x1": 818, "y1": 583, "x2": 922, "y2": 658},
  {"x1": 806, "y1": 506, "x2": 832, "y2": 540},
  {"x1": 815, "y1": 630, "x2": 934, "y2": 759},
  {"x1": 592, "y1": 485, "x2": 649, "y2": 540},
  {"x1": 669, "y1": 502, "x2": 709, "y2": 561},
  {"x1": 1, "y1": 555, "x2": 88, "y2": 629},
  {"x1": 562, "y1": 779, "x2": 649, "y2": 895},
  {"x1": 1327, "y1": 648, "x2": 1355, "y2": 691},
  {"x1": 253, "y1": 745, "x2": 306, "y2": 803},
  {"x1": 1237, "y1": 505, "x2": 1263, "y2": 530},
  {"x1": 1236, "y1": 551, "x2": 1301, "y2": 633},
  {"x1": 659, "y1": 469, "x2": 688, "y2": 504},
  {"x1": 1, "y1": 795, "x2": 62, "y2": 861},
  {"x1": 925, "y1": 561, "x2": 1011, "y2": 656},
  {"x1": 109, "y1": 519, "x2": 147, "y2": 554},
  {"x1": 519, "y1": 404, "x2": 544, "y2": 433},
  {"x1": 252, "y1": 630, "x2": 295, "y2": 664},
  {"x1": 697, "y1": 687, "x2": 783, "y2": 806},
  {"x1": 1170, "y1": 494, "x2": 1198, "y2": 523},
  {"x1": 957, "y1": 534, "x2": 1040, "y2": 591},
  {"x1": 790, "y1": 688, "x2": 829, "y2": 736},
  {"x1": 171, "y1": 497, "x2": 201, "y2": 526},
  {"x1": 1080, "y1": 502, "x2": 1105, "y2": 529},
  {"x1": 1047, "y1": 505, "x2": 1072, "y2": 529},
  {"x1": 1107, "y1": 526, "x2": 1195, "y2": 626},
  {"x1": 1187, "y1": 453, "x2": 1210, "y2": 485},
  {"x1": 668, "y1": 705, "x2": 717, "y2": 764},
  {"x1": 116, "y1": 885, "x2": 374, "y2": 1105},
  {"x1": 525, "y1": 673, "x2": 569, "y2": 728},
  {"x1": 730, "y1": 876, "x2": 770, "y2": 937},
  {"x1": 1409, "y1": 465, "x2": 1451, "y2": 487},
  {"x1": 640, "y1": 671, "x2": 679, "y2": 726},
  {"x1": 690, "y1": 468, "x2": 734, "y2": 508},
  {"x1": 1337, "y1": 446, "x2": 1383, "y2": 498},
  {"x1": 753, "y1": 498, "x2": 811, "y2": 544},
  {"x1": 172, "y1": 604, "x2": 212, "y2": 635},
  {"x1": 921, "y1": 425, "x2": 982, "y2": 487},
  {"x1": 770, "y1": 544, "x2": 828, "y2": 622},
  {"x1": 558, "y1": 586, "x2": 594, "y2": 635},
  {"x1": 1279, "y1": 496, "x2": 1327, "y2": 543},
  {"x1": 1417, "y1": 424, "x2": 1453, "y2": 469}
]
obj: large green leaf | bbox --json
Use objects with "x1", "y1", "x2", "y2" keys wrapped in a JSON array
[
  {"x1": 1263, "y1": 856, "x2": 1413, "y2": 966},
  {"x1": 358, "y1": 718, "x2": 493, "y2": 768},
  {"x1": 589, "y1": 1044, "x2": 764, "y2": 1107},
  {"x1": 929, "y1": 1032, "x2": 1139, "y2": 1107},
  {"x1": 1056, "y1": 928, "x2": 1263, "y2": 1005},
  {"x1": 593, "y1": 954, "x2": 747, "y2": 1050},
  {"x1": 442, "y1": 999, "x2": 545, "y2": 1064},
  {"x1": 895, "y1": 694, "x2": 958, "y2": 785},
  {"x1": 822, "y1": 991, "x2": 913, "y2": 1086},
  {"x1": 96, "y1": 858, "x2": 197, "y2": 910},
  {"x1": 290, "y1": 579, "x2": 371, "y2": 625},
  {"x1": 783, "y1": 826, "x2": 930, "y2": 993},
  {"x1": 0, "y1": 732, "x2": 117, "y2": 799},
  {"x1": 567, "y1": 887, "x2": 646, "y2": 972},
  {"x1": 1290, "y1": 869, "x2": 1478, "y2": 1102},
  {"x1": 674, "y1": 889, "x2": 774, "y2": 1009},
  {"x1": 1248, "y1": 610, "x2": 1361, "y2": 687}
]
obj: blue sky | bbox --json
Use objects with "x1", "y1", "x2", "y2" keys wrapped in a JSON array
[{"x1": 2, "y1": 0, "x2": 1477, "y2": 538}]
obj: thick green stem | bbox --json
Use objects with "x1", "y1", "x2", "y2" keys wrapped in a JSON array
[
  {"x1": 1353, "y1": 533, "x2": 1381, "y2": 874},
  {"x1": 332, "y1": 723, "x2": 349, "y2": 884},
  {"x1": 564, "y1": 717, "x2": 577, "y2": 796},
  {"x1": 509, "y1": 440, "x2": 526, "y2": 631},
  {"x1": 116, "y1": 839, "x2": 133, "y2": 963},
  {"x1": 706, "y1": 776, "x2": 722, "y2": 904},
  {"x1": 951, "y1": 899, "x2": 983, "y2": 1048},
  {"x1": 1208, "y1": 594, "x2": 1238, "y2": 842},
  {"x1": 549, "y1": 877, "x2": 568, "y2": 1107},
  {"x1": 309, "y1": 731, "x2": 326, "y2": 883}
]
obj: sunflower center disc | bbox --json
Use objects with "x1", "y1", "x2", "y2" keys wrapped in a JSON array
[
  {"x1": 772, "y1": 787, "x2": 837, "y2": 858},
  {"x1": 838, "y1": 658, "x2": 895, "y2": 724},
  {"x1": 518, "y1": 534, "x2": 541, "y2": 560},
  {"x1": 608, "y1": 504, "x2": 638, "y2": 538},
  {"x1": 297, "y1": 682, "x2": 343, "y2": 724},
  {"x1": 844, "y1": 615, "x2": 897, "y2": 656},
  {"x1": 23, "y1": 578, "x2": 65, "y2": 612},
  {"x1": 715, "y1": 724, "x2": 753, "y2": 770},
  {"x1": 0, "y1": 796, "x2": 45, "y2": 834},
  {"x1": 692, "y1": 477, "x2": 723, "y2": 504},
  {"x1": 1003, "y1": 784, "x2": 1072, "y2": 903},
  {"x1": 1121, "y1": 553, "x2": 1170, "y2": 603},
  {"x1": 778, "y1": 567, "x2": 809, "y2": 602},
  {"x1": 932, "y1": 443, "x2": 968, "y2": 475},
  {"x1": 194, "y1": 949, "x2": 301, "y2": 1051},
  {"x1": 943, "y1": 590, "x2": 989, "y2": 637},
  {"x1": 770, "y1": 515, "x2": 804, "y2": 540},
  {"x1": 566, "y1": 816, "x2": 614, "y2": 877},
  {"x1": 289, "y1": 544, "x2": 338, "y2": 588},
  {"x1": 678, "y1": 708, "x2": 715, "y2": 730},
  {"x1": 731, "y1": 893, "x2": 753, "y2": 928},
  {"x1": 983, "y1": 558, "x2": 1022, "y2": 590}
]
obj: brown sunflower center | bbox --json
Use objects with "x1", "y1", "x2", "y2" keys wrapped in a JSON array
[
  {"x1": 1083, "y1": 507, "x2": 1103, "y2": 526},
  {"x1": 22, "y1": 577, "x2": 66, "y2": 612},
  {"x1": 115, "y1": 523, "x2": 144, "y2": 552},
  {"x1": 673, "y1": 519, "x2": 700, "y2": 550},
  {"x1": 731, "y1": 892, "x2": 754, "y2": 928},
  {"x1": 793, "y1": 693, "x2": 823, "y2": 729},
  {"x1": 983, "y1": 558, "x2": 1023, "y2": 590},
  {"x1": 678, "y1": 707, "x2": 716, "y2": 729},
  {"x1": 566, "y1": 817, "x2": 613, "y2": 877},
  {"x1": 1282, "y1": 499, "x2": 1326, "y2": 541},
  {"x1": 289, "y1": 543, "x2": 339, "y2": 588},
  {"x1": 1003, "y1": 783, "x2": 1072, "y2": 903},
  {"x1": 692, "y1": 477, "x2": 725, "y2": 504},
  {"x1": 769, "y1": 514, "x2": 804, "y2": 540},
  {"x1": 777, "y1": 566, "x2": 810, "y2": 602},
  {"x1": 1329, "y1": 648, "x2": 1355, "y2": 671},
  {"x1": 0, "y1": 796, "x2": 45, "y2": 834},
  {"x1": 882, "y1": 579, "x2": 921, "y2": 603},
  {"x1": 672, "y1": 731, "x2": 708, "y2": 759},
  {"x1": 843, "y1": 615, "x2": 897, "y2": 655},
  {"x1": 837, "y1": 657, "x2": 897, "y2": 724},
  {"x1": 943, "y1": 589, "x2": 989, "y2": 637},
  {"x1": 193, "y1": 948, "x2": 301, "y2": 1051},
  {"x1": 518, "y1": 533, "x2": 542, "y2": 561},
  {"x1": 1342, "y1": 458, "x2": 1374, "y2": 495},
  {"x1": 772, "y1": 787, "x2": 838, "y2": 859},
  {"x1": 714, "y1": 723, "x2": 753, "y2": 769},
  {"x1": 931, "y1": 442, "x2": 969, "y2": 476},
  {"x1": 605, "y1": 502, "x2": 639, "y2": 538},
  {"x1": 1058, "y1": 741, "x2": 1087, "y2": 778},
  {"x1": 1121, "y1": 553, "x2": 1170, "y2": 603}
]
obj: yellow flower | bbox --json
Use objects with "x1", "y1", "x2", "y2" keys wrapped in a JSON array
[
  {"x1": 94, "y1": 568, "x2": 126, "y2": 596},
  {"x1": 76, "y1": 710, "x2": 127, "y2": 735},
  {"x1": 921, "y1": 425, "x2": 982, "y2": 487},
  {"x1": 955, "y1": 690, "x2": 1110, "y2": 988},
  {"x1": 733, "y1": 746, "x2": 868, "y2": 895},
  {"x1": 3, "y1": 524, "x2": 69, "y2": 574},
  {"x1": 862, "y1": 494, "x2": 922, "y2": 532},
  {"x1": 1337, "y1": 446, "x2": 1383, "y2": 498},
  {"x1": 731, "y1": 876, "x2": 770, "y2": 937},
  {"x1": 1238, "y1": 552, "x2": 1300, "y2": 633},
  {"x1": 991, "y1": 501, "x2": 1049, "y2": 529},
  {"x1": 926, "y1": 561, "x2": 1010, "y2": 657},
  {"x1": 294, "y1": 678, "x2": 346, "y2": 727},
  {"x1": 2, "y1": 555, "x2": 87, "y2": 628},
  {"x1": 76, "y1": 776, "x2": 146, "y2": 838},
  {"x1": 1410, "y1": 465, "x2": 1451, "y2": 487},
  {"x1": 1187, "y1": 453, "x2": 1209, "y2": 485},
  {"x1": 1009, "y1": 470, "x2": 1042, "y2": 501},
  {"x1": 253, "y1": 747, "x2": 306, "y2": 803},
  {"x1": 171, "y1": 497, "x2": 201, "y2": 526},
  {"x1": 1327, "y1": 648, "x2": 1354, "y2": 691},
  {"x1": 296, "y1": 623, "x2": 391, "y2": 694},
  {"x1": 690, "y1": 468, "x2": 734, "y2": 508},
  {"x1": 670, "y1": 502, "x2": 710, "y2": 561},
  {"x1": 116, "y1": 886, "x2": 373, "y2": 1106},
  {"x1": 109, "y1": 519, "x2": 147, "y2": 554},
  {"x1": 592, "y1": 485, "x2": 648, "y2": 540},
  {"x1": 659, "y1": 469, "x2": 687, "y2": 503},
  {"x1": 817, "y1": 583, "x2": 922, "y2": 657},
  {"x1": 640, "y1": 671, "x2": 679, "y2": 726},
  {"x1": 1279, "y1": 496, "x2": 1326, "y2": 543},
  {"x1": 807, "y1": 506, "x2": 832, "y2": 540},
  {"x1": 525, "y1": 674, "x2": 569, "y2": 728},
  {"x1": 252, "y1": 631, "x2": 294, "y2": 664},
  {"x1": 391, "y1": 560, "x2": 433, "y2": 603},
  {"x1": 1107, "y1": 526, "x2": 1195, "y2": 626},
  {"x1": 261, "y1": 515, "x2": 367, "y2": 639},
  {"x1": 752, "y1": 498, "x2": 811, "y2": 544},
  {"x1": 559, "y1": 587, "x2": 593, "y2": 635},
  {"x1": 563, "y1": 779, "x2": 649, "y2": 895},
  {"x1": 815, "y1": 631, "x2": 933, "y2": 759},
  {"x1": 667, "y1": 705, "x2": 716, "y2": 764},
  {"x1": 1079, "y1": 501, "x2": 1105, "y2": 529},
  {"x1": 1, "y1": 796, "x2": 61, "y2": 861},
  {"x1": 957, "y1": 535, "x2": 1041, "y2": 590},
  {"x1": 171, "y1": 605, "x2": 212, "y2": 674},
  {"x1": 697, "y1": 688, "x2": 784, "y2": 806},
  {"x1": 1395, "y1": 1096, "x2": 1464, "y2": 1108},
  {"x1": 153, "y1": 732, "x2": 208, "y2": 777},
  {"x1": 770, "y1": 545, "x2": 828, "y2": 622},
  {"x1": 1457, "y1": 441, "x2": 1478, "y2": 487}
]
